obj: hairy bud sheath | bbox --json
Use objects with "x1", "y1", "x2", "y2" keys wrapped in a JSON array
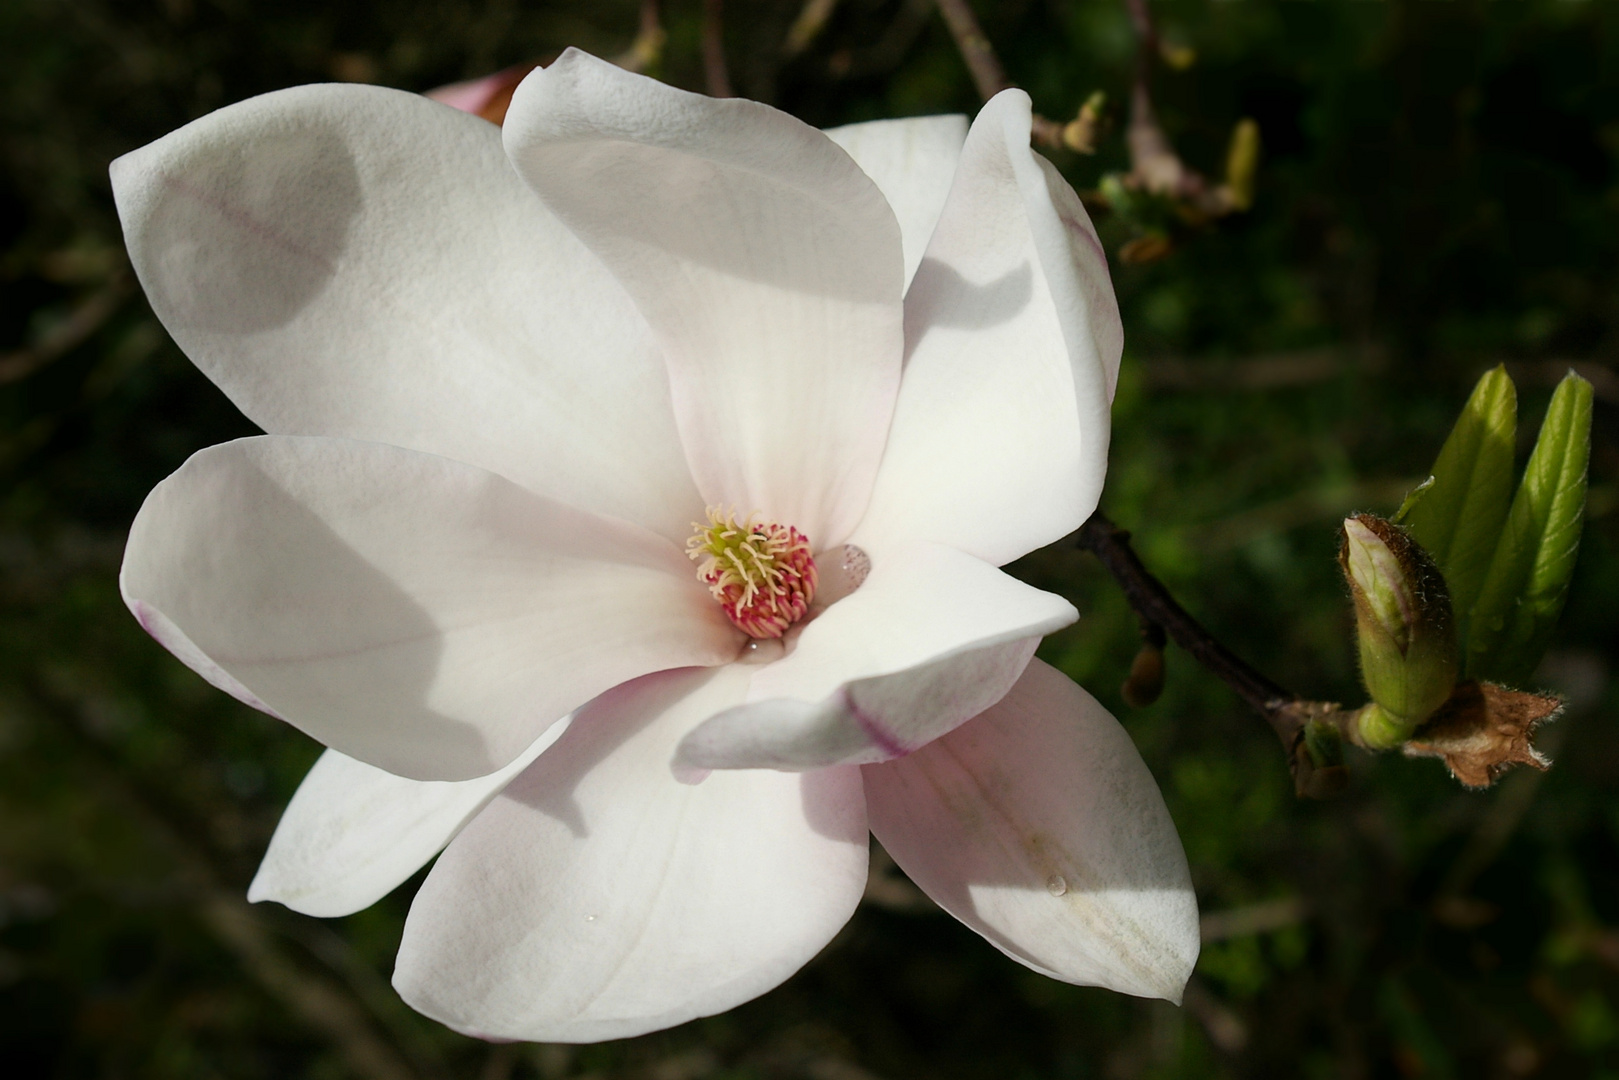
[{"x1": 1340, "y1": 515, "x2": 1459, "y2": 748}]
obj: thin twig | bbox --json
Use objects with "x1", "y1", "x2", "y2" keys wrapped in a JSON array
[
  {"x1": 933, "y1": 0, "x2": 1007, "y2": 101},
  {"x1": 0, "y1": 274, "x2": 130, "y2": 384},
  {"x1": 933, "y1": 0, "x2": 1064, "y2": 147},
  {"x1": 785, "y1": 0, "x2": 840, "y2": 57},
  {"x1": 1199, "y1": 896, "x2": 1308, "y2": 943},
  {"x1": 702, "y1": 0, "x2": 733, "y2": 97},
  {"x1": 1122, "y1": 0, "x2": 1191, "y2": 197},
  {"x1": 1076, "y1": 513, "x2": 1291, "y2": 715},
  {"x1": 1118, "y1": 0, "x2": 1251, "y2": 219},
  {"x1": 29, "y1": 680, "x2": 429, "y2": 1080},
  {"x1": 613, "y1": 0, "x2": 665, "y2": 74},
  {"x1": 1075, "y1": 511, "x2": 1345, "y2": 797},
  {"x1": 825, "y1": 0, "x2": 934, "y2": 83},
  {"x1": 1181, "y1": 978, "x2": 1248, "y2": 1053}
]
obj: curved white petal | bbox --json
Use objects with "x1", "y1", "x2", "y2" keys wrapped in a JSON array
[
  {"x1": 823, "y1": 114, "x2": 968, "y2": 290},
  {"x1": 110, "y1": 82, "x2": 701, "y2": 543},
  {"x1": 248, "y1": 719, "x2": 568, "y2": 918},
  {"x1": 675, "y1": 543, "x2": 1075, "y2": 770},
  {"x1": 504, "y1": 50, "x2": 905, "y2": 548},
  {"x1": 394, "y1": 665, "x2": 869, "y2": 1043},
  {"x1": 852, "y1": 89, "x2": 1122, "y2": 566},
  {"x1": 121, "y1": 436, "x2": 739, "y2": 781},
  {"x1": 864, "y1": 659, "x2": 1198, "y2": 1002}
]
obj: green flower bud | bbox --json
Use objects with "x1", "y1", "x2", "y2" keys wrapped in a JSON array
[{"x1": 1340, "y1": 515, "x2": 1460, "y2": 748}]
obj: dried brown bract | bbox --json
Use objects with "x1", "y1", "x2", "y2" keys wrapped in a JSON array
[{"x1": 1403, "y1": 680, "x2": 1562, "y2": 788}]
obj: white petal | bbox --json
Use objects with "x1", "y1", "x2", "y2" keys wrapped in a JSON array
[
  {"x1": 852, "y1": 89, "x2": 1123, "y2": 566},
  {"x1": 675, "y1": 543, "x2": 1076, "y2": 770},
  {"x1": 121, "y1": 436, "x2": 739, "y2": 781},
  {"x1": 863, "y1": 659, "x2": 1198, "y2": 1001},
  {"x1": 503, "y1": 50, "x2": 905, "y2": 547},
  {"x1": 393, "y1": 665, "x2": 869, "y2": 1043},
  {"x1": 823, "y1": 114, "x2": 968, "y2": 290},
  {"x1": 110, "y1": 82, "x2": 700, "y2": 543},
  {"x1": 248, "y1": 720, "x2": 568, "y2": 918}
]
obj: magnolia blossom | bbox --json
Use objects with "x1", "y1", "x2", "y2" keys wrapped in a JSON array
[{"x1": 111, "y1": 50, "x2": 1198, "y2": 1042}]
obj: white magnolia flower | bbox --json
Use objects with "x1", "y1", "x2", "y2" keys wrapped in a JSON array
[{"x1": 112, "y1": 49, "x2": 1198, "y2": 1042}]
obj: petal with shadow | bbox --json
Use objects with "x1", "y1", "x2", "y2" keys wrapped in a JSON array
[
  {"x1": 394, "y1": 665, "x2": 868, "y2": 1043},
  {"x1": 853, "y1": 89, "x2": 1122, "y2": 566},
  {"x1": 504, "y1": 50, "x2": 904, "y2": 547},
  {"x1": 823, "y1": 114, "x2": 967, "y2": 290},
  {"x1": 111, "y1": 82, "x2": 700, "y2": 544},
  {"x1": 863, "y1": 659, "x2": 1198, "y2": 1002},
  {"x1": 122, "y1": 436, "x2": 738, "y2": 781},
  {"x1": 675, "y1": 543, "x2": 1075, "y2": 770},
  {"x1": 248, "y1": 720, "x2": 569, "y2": 918}
]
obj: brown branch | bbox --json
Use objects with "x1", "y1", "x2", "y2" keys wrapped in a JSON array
[
  {"x1": 1075, "y1": 512, "x2": 1346, "y2": 798},
  {"x1": 1118, "y1": 0, "x2": 1254, "y2": 222},
  {"x1": 933, "y1": 0, "x2": 1065, "y2": 148},
  {"x1": 702, "y1": 0, "x2": 733, "y2": 97},
  {"x1": 1122, "y1": 0, "x2": 1193, "y2": 198},
  {"x1": 934, "y1": 0, "x2": 1006, "y2": 100}
]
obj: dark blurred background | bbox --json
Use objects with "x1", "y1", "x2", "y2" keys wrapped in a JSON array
[{"x1": 2, "y1": 1, "x2": 1617, "y2": 1077}]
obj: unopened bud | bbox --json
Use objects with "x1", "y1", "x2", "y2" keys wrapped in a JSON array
[
  {"x1": 1063, "y1": 91, "x2": 1107, "y2": 154},
  {"x1": 1340, "y1": 515, "x2": 1459, "y2": 748},
  {"x1": 1223, "y1": 119, "x2": 1260, "y2": 212},
  {"x1": 1121, "y1": 643, "x2": 1165, "y2": 708}
]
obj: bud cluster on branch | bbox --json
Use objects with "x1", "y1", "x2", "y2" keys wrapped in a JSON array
[{"x1": 1336, "y1": 366, "x2": 1592, "y2": 788}]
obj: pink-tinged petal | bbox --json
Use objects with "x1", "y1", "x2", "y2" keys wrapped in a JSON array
[
  {"x1": 393, "y1": 665, "x2": 868, "y2": 1043},
  {"x1": 852, "y1": 89, "x2": 1122, "y2": 567},
  {"x1": 423, "y1": 64, "x2": 535, "y2": 124},
  {"x1": 864, "y1": 659, "x2": 1198, "y2": 1002},
  {"x1": 110, "y1": 82, "x2": 701, "y2": 544},
  {"x1": 248, "y1": 722, "x2": 568, "y2": 918},
  {"x1": 823, "y1": 114, "x2": 968, "y2": 290},
  {"x1": 121, "y1": 436, "x2": 739, "y2": 781},
  {"x1": 675, "y1": 543, "x2": 1075, "y2": 770},
  {"x1": 503, "y1": 50, "x2": 905, "y2": 548}
]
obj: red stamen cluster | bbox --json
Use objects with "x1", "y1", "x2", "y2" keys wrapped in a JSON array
[{"x1": 687, "y1": 510, "x2": 818, "y2": 639}]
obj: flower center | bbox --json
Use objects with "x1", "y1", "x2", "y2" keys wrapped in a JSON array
[{"x1": 686, "y1": 507, "x2": 817, "y2": 639}]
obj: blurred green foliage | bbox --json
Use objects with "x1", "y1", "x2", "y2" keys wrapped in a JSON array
[{"x1": 2, "y1": 1, "x2": 1617, "y2": 1077}]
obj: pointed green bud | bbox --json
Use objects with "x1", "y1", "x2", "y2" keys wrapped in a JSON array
[
  {"x1": 1223, "y1": 119, "x2": 1260, "y2": 212},
  {"x1": 1401, "y1": 364, "x2": 1517, "y2": 643},
  {"x1": 1340, "y1": 515, "x2": 1460, "y2": 747},
  {"x1": 1465, "y1": 372, "x2": 1594, "y2": 685}
]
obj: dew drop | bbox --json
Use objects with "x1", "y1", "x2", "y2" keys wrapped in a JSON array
[
  {"x1": 584, "y1": 914, "x2": 596, "y2": 922},
  {"x1": 738, "y1": 637, "x2": 786, "y2": 665},
  {"x1": 811, "y1": 544, "x2": 872, "y2": 610},
  {"x1": 841, "y1": 545, "x2": 871, "y2": 587},
  {"x1": 1045, "y1": 874, "x2": 1068, "y2": 897}
]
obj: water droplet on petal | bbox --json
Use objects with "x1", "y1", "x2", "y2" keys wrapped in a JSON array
[
  {"x1": 841, "y1": 545, "x2": 871, "y2": 587},
  {"x1": 584, "y1": 914, "x2": 596, "y2": 922},
  {"x1": 1045, "y1": 874, "x2": 1068, "y2": 897},
  {"x1": 738, "y1": 637, "x2": 786, "y2": 665},
  {"x1": 811, "y1": 545, "x2": 872, "y2": 609}
]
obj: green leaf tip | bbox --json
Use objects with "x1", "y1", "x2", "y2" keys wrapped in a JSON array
[
  {"x1": 1392, "y1": 476, "x2": 1434, "y2": 526},
  {"x1": 1402, "y1": 364, "x2": 1517, "y2": 631},
  {"x1": 1465, "y1": 371, "x2": 1594, "y2": 685}
]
